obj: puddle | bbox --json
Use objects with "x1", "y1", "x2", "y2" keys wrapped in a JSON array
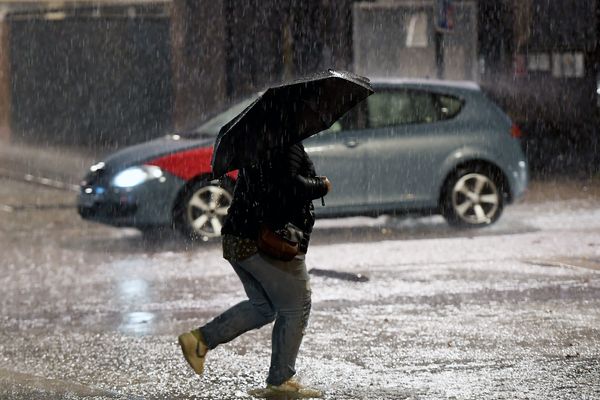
[
  {"x1": 309, "y1": 268, "x2": 369, "y2": 282},
  {"x1": 524, "y1": 257, "x2": 600, "y2": 271},
  {"x1": 0, "y1": 368, "x2": 118, "y2": 398}
]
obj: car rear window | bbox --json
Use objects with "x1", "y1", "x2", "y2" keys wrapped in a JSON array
[{"x1": 437, "y1": 94, "x2": 463, "y2": 120}]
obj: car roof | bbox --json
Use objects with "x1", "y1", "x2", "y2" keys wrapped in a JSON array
[{"x1": 369, "y1": 77, "x2": 481, "y2": 92}]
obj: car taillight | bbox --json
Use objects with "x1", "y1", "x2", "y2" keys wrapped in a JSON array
[{"x1": 510, "y1": 124, "x2": 523, "y2": 138}]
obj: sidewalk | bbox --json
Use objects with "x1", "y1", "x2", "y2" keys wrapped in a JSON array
[{"x1": 0, "y1": 140, "x2": 104, "y2": 191}]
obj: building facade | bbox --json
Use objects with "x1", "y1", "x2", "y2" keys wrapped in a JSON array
[
  {"x1": 478, "y1": 0, "x2": 598, "y2": 130},
  {"x1": 1, "y1": 1, "x2": 173, "y2": 147},
  {"x1": 0, "y1": 0, "x2": 597, "y2": 149}
]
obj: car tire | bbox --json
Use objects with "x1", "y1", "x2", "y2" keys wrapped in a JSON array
[
  {"x1": 174, "y1": 179, "x2": 233, "y2": 241},
  {"x1": 441, "y1": 166, "x2": 504, "y2": 227}
]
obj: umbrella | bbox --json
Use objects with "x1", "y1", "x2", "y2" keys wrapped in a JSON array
[{"x1": 211, "y1": 69, "x2": 374, "y2": 177}]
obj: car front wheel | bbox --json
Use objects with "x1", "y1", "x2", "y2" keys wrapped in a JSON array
[
  {"x1": 442, "y1": 168, "x2": 504, "y2": 227},
  {"x1": 175, "y1": 180, "x2": 233, "y2": 240}
]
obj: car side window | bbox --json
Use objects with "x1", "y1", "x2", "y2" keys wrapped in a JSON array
[
  {"x1": 411, "y1": 91, "x2": 439, "y2": 124},
  {"x1": 322, "y1": 101, "x2": 367, "y2": 133},
  {"x1": 367, "y1": 91, "x2": 415, "y2": 127},
  {"x1": 367, "y1": 89, "x2": 463, "y2": 128}
]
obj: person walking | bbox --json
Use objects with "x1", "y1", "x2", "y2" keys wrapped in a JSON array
[{"x1": 178, "y1": 142, "x2": 331, "y2": 398}]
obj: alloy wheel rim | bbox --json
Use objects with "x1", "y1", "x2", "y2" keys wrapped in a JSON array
[
  {"x1": 186, "y1": 185, "x2": 232, "y2": 238},
  {"x1": 451, "y1": 173, "x2": 499, "y2": 225}
]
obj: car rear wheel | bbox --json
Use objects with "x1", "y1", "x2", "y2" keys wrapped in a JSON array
[
  {"x1": 441, "y1": 168, "x2": 504, "y2": 227},
  {"x1": 175, "y1": 180, "x2": 233, "y2": 241}
]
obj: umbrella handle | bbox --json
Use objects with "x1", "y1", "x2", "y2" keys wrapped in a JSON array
[{"x1": 321, "y1": 197, "x2": 325, "y2": 207}]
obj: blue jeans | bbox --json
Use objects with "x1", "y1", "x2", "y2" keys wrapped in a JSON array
[{"x1": 199, "y1": 253, "x2": 312, "y2": 385}]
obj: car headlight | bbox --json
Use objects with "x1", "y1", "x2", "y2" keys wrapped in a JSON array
[{"x1": 111, "y1": 165, "x2": 163, "y2": 188}]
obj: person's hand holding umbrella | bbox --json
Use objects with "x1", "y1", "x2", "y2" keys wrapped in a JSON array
[
  {"x1": 320, "y1": 176, "x2": 332, "y2": 193},
  {"x1": 317, "y1": 175, "x2": 332, "y2": 206}
]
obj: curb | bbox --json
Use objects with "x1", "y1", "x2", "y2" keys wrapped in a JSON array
[{"x1": 0, "y1": 140, "x2": 102, "y2": 190}]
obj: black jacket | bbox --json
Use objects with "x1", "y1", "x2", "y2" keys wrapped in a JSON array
[{"x1": 221, "y1": 143, "x2": 328, "y2": 253}]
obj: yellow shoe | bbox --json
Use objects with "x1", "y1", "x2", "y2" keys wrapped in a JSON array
[
  {"x1": 178, "y1": 329, "x2": 208, "y2": 375},
  {"x1": 249, "y1": 378, "x2": 322, "y2": 398}
]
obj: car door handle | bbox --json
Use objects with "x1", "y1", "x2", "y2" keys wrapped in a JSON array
[{"x1": 345, "y1": 140, "x2": 359, "y2": 148}]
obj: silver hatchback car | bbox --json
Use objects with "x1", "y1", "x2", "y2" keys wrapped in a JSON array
[
  {"x1": 78, "y1": 78, "x2": 528, "y2": 239},
  {"x1": 305, "y1": 78, "x2": 528, "y2": 226}
]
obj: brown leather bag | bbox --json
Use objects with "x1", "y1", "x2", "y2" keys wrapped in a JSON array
[{"x1": 257, "y1": 224, "x2": 301, "y2": 261}]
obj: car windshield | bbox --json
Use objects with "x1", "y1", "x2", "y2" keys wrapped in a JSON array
[{"x1": 188, "y1": 95, "x2": 259, "y2": 137}]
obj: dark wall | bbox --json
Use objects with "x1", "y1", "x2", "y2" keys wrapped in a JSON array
[
  {"x1": 171, "y1": 0, "x2": 227, "y2": 131},
  {"x1": 169, "y1": 0, "x2": 356, "y2": 128},
  {"x1": 478, "y1": 0, "x2": 513, "y2": 76},
  {"x1": 223, "y1": 0, "x2": 355, "y2": 100},
  {"x1": 478, "y1": 0, "x2": 600, "y2": 175},
  {"x1": 527, "y1": 0, "x2": 596, "y2": 52},
  {"x1": 478, "y1": 0, "x2": 598, "y2": 125},
  {"x1": 10, "y1": 16, "x2": 172, "y2": 148},
  {"x1": 224, "y1": 0, "x2": 284, "y2": 100}
]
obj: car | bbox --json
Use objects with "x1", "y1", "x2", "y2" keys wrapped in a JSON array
[{"x1": 78, "y1": 78, "x2": 528, "y2": 239}]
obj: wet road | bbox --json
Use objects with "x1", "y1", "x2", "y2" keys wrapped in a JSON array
[{"x1": 1, "y1": 176, "x2": 599, "y2": 399}]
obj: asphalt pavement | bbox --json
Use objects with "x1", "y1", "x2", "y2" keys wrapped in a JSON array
[{"x1": 0, "y1": 139, "x2": 599, "y2": 400}]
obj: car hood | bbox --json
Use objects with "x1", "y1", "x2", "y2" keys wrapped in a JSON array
[{"x1": 100, "y1": 135, "x2": 214, "y2": 172}]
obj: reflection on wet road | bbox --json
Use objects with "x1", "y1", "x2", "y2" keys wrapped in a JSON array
[{"x1": 0, "y1": 177, "x2": 599, "y2": 399}]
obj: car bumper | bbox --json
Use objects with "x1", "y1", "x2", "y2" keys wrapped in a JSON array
[
  {"x1": 77, "y1": 194, "x2": 139, "y2": 226},
  {"x1": 77, "y1": 173, "x2": 185, "y2": 228},
  {"x1": 507, "y1": 159, "x2": 528, "y2": 203}
]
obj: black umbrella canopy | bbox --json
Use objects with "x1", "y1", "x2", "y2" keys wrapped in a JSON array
[{"x1": 211, "y1": 69, "x2": 373, "y2": 177}]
